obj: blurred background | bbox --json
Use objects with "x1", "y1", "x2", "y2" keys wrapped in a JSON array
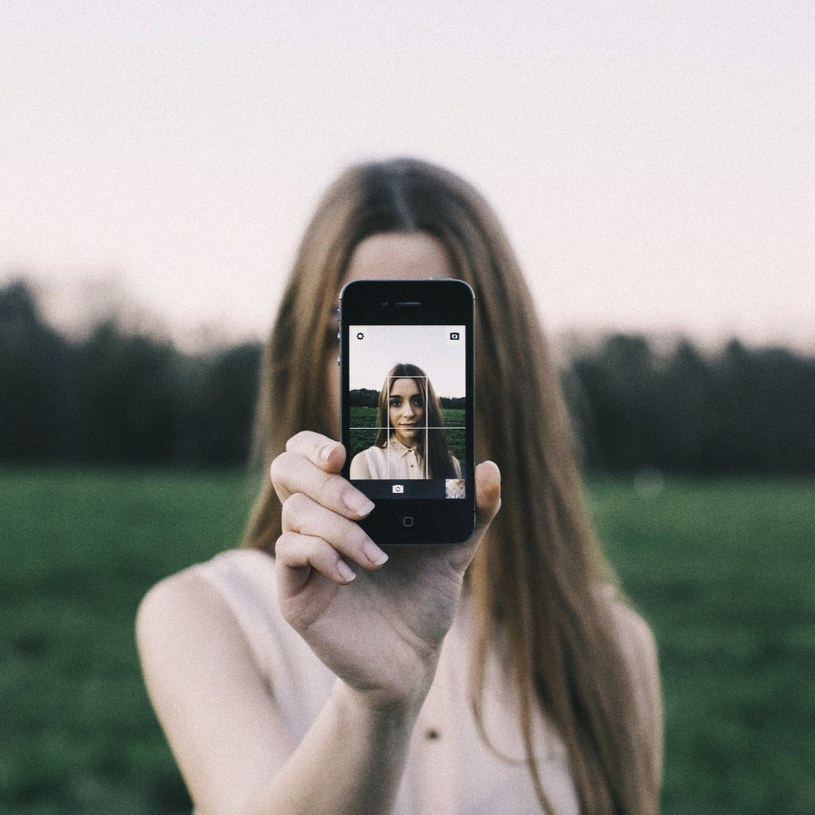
[{"x1": 1, "y1": 2, "x2": 813, "y2": 813}]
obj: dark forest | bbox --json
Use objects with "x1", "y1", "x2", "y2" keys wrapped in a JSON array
[{"x1": 2, "y1": 279, "x2": 813, "y2": 474}]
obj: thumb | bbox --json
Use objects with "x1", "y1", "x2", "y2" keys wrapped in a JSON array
[{"x1": 474, "y1": 461, "x2": 501, "y2": 529}]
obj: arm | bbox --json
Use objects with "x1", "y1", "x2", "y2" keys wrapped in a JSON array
[
  {"x1": 137, "y1": 433, "x2": 501, "y2": 815},
  {"x1": 137, "y1": 573, "x2": 420, "y2": 815}
]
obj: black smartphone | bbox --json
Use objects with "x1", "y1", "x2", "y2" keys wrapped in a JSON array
[{"x1": 339, "y1": 278, "x2": 475, "y2": 544}]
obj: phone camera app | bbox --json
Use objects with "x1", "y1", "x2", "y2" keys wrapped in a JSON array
[{"x1": 392, "y1": 484, "x2": 404, "y2": 494}]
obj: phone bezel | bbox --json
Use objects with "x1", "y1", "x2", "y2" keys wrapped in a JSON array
[{"x1": 339, "y1": 278, "x2": 475, "y2": 544}]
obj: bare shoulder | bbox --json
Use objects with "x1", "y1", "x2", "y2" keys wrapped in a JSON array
[
  {"x1": 137, "y1": 548, "x2": 284, "y2": 680},
  {"x1": 603, "y1": 590, "x2": 661, "y2": 706},
  {"x1": 136, "y1": 562, "x2": 295, "y2": 811},
  {"x1": 606, "y1": 592, "x2": 659, "y2": 668},
  {"x1": 136, "y1": 566, "x2": 228, "y2": 656},
  {"x1": 138, "y1": 566, "x2": 205, "y2": 619},
  {"x1": 136, "y1": 558, "x2": 275, "y2": 689},
  {"x1": 602, "y1": 587, "x2": 664, "y2": 785}
]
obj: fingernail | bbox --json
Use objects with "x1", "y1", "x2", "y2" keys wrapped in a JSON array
[
  {"x1": 343, "y1": 491, "x2": 375, "y2": 518},
  {"x1": 363, "y1": 539, "x2": 389, "y2": 567},
  {"x1": 337, "y1": 560, "x2": 356, "y2": 583},
  {"x1": 320, "y1": 443, "x2": 337, "y2": 464}
]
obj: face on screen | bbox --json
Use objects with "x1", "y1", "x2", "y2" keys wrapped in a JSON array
[
  {"x1": 387, "y1": 378, "x2": 425, "y2": 447},
  {"x1": 347, "y1": 324, "x2": 467, "y2": 498}
]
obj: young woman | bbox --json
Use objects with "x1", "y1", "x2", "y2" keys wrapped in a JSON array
[
  {"x1": 137, "y1": 158, "x2": 662, "y2": 815},
  {"x1": 349, "y1": 362, "x2": 462, "y2": 480}
]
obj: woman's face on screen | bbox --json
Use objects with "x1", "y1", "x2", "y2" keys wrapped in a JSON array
[{"x1": 388, "y1": 378, "x2": 424, "y2": 447}]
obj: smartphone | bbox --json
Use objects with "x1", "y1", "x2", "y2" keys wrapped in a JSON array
[{"x1": 339, "y1": 278, "x2": 475, "y2": 544}]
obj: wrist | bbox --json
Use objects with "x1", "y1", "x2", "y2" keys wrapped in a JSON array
[{"x1": 331, "y1": 675, "x2": 429, "y2": 724}]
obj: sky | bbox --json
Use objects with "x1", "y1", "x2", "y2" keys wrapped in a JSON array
[
  {"x1": 2, "y1": 2, "x2": 813, "y2": 351},
  {"x1": 349, "y1": 324, "x2": 466, "y2": 397}
]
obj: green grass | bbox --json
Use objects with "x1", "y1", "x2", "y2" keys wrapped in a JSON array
[
  {"x1": 0, "y1": 467, "x2": 257, "y2": 815},
  {"x1": 1, "y1": 469, "x2": 813, "y2": 814},
  {"x1": 587, "y1": 476, "x2": 815, "y2": 815}
]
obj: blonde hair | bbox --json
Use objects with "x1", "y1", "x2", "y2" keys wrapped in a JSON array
[{"x1": 244, "y1": 158, "x2": 660, "y2": 814}]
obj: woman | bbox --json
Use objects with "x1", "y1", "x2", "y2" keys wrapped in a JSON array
[
  {"x1": 137, "y1": 158, "x2": 662, "y2": 814},
  {"x1": 350, "y1": 362, "x2": 462, "y2": 480}
]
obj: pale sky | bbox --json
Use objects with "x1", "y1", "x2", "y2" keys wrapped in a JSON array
[
  {"x1": 349, "y1": 324, "x2": 466, "y2": 397},
  {"x1": 2, "y1": 2, "x2": 813, "y2": 351}
]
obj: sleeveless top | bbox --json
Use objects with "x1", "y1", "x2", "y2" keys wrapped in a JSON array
[
  {"x1": 193, "y1": 548, "x2": 585, "y2": 814},
  {"x1": 350, "y1": 436, "x2": 463, "y2": 480}
]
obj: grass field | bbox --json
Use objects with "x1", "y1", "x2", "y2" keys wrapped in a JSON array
[
  {"x1": 1, "y1": 468, "x2": 813, "y2": 814},
  {"x1": 589, "y1": 477, "x2": 815, "y2": 814}
]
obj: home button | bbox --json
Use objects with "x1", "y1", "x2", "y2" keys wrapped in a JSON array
[{"x1": 402, "y1": 516, "x2": 414, "y2": 528}]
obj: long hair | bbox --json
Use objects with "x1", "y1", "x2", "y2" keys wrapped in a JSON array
[
  {"x1": 243, "y1": 158, "x2": 660, "y2": 814},
  {"x1": 372, "y1": 363, "x2": 457, "y2": 479}
]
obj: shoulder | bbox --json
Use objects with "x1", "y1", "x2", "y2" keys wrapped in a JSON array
[
  {"x1": 136, "y1": 545, "x2": 332, "y2": 702},
  {"x1": 135, "y1": 557, "x2": 266, "y2": 750},
  {"x1": 135, "y1": 551, "x2": 308, "y2": 811},
  {"x1": 137, "y1": 549, "x2": 273, "y2": 633},
  {"x1": 350, "y1": 445, "x2": 387, "y2": 478},
  {"x1": 601, "y1": 587, "x2": 660, "y2": 699},
  {"x1": 349, "y1": 448, "x2": 372, "y2": 478},
  {"x1": 601, "y1": 587, "x2": 663, "y2": 782},
  {"x1": 605, "y1": 590, "x2": 658, "y2": 670},
  {"x1": 136, "y1": 555, "x2": 250, "y2": 676},
  {"x1": 137, "y1": 549, "x2": 280, "y2": 682},
  {"x1": 136, "y1": 550, "x2": 295, "y2": 745},
  {"x1": 137, "y1": 563, "x2": 215, "y2": 639},
  {"x1": 137, "y1": 548, "x2": 325, "y2": 696}
]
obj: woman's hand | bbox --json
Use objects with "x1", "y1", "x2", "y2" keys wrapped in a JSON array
[{"x1": 271, "y1": 431, "x2": 501, "y2": 712}]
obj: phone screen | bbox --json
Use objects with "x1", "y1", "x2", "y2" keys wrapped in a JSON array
[
  {"x1": 347, "y1": 323, "x2": 467, "y2": 498},
  {"x1": 340, "y1": 280, "x2": 475, "y2": 543}
]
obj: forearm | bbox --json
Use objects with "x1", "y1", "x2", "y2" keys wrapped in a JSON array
[{"x1": 242, "y1": 679, "x2": 421, "y2": 815}]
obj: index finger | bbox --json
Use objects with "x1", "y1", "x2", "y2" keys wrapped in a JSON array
[
  {"x1": 271, "y1": 432, "x2": 375, "y2": 521},
  {"x1": 285, "y1": 431, "x2": 346, "y2": 474}
]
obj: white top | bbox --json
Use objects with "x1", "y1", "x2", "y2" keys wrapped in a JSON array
[
  {"x1": 189, "y1": 549, "x2": 659, "y2": 815},
  {"x1": 350, "y1": 436, "x2": 462, "y2": 480}
]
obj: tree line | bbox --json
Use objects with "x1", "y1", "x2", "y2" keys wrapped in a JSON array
[
  {"x1": 564, "y1": 334, "x2": 815, "y2": 474},
  {"x1": 350, "y1": 388, "x2": 465, "y2": 409},
  {"x1": 0, "y1": 280, "x2": 258, "y2": 467},
  {"x1": 2, "y1": 279, "x2": 813, "y2": 473}
]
